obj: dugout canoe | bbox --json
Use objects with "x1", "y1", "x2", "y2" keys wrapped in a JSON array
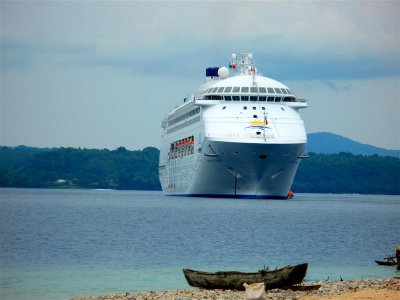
[
  {"x1": 375, "y1": 260, "x2": 397, "y2": 266},
  {"x1": 182, "y1": 263, "x2": 308, "y2": 290}
]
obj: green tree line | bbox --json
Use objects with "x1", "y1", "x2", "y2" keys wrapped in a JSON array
[
  {"x1": 292, "y1": 152, "x2": 400, "y2": 195},
  {"x1": 0, "y1": 146, "x2": 160, "y2": 190},
  {"x1": 0, "y1": 146, "x2": 399, "y2": 194}
]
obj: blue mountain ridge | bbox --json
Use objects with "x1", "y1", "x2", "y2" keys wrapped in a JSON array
[{"x1": 307, "y1": 132, "x2": 400, "y2": 158}]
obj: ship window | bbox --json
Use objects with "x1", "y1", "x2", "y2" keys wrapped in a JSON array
[
  {"x1": 281, "y1": 89, "x2": 288, "y2": 95},
  {"x1": 286, "y1": 89, "x2": 291, "y2": 94},
  {"x1": 253, "y1": 107, "x2": 256, "y2": 110},
  {"x1": 211, "y1": 87, "x2": 218, "y2": 93},
  {"x1": 212, "y1": 95, "x2": 223, "y2": 100},
  {"x1": 232, "y1": 96, "x2": 240, "y2": 101},
  {"x1": 259, "y1": 87, "x2": 267, "y2": 93},
  {"x1": 241, "y1": 87, "x2": 249, "y2": 93},
  {"x1": 232, "y1": 87, "x2": 240, "y2": 92},
  {"x1": 259, "y1": 96, "x2": 266, "y2": 101},
  {"x1": 275, "y1": 97, "x2": 281, "y2": 102},
  {"x1": 274, "y1": 88, "x2": 281, "y2": 94},
  {"x1": 250, "y1": 87, "x2": 258, "y2": 93},
  {"x1": 253, "y1": 115, "x2": 257, "y2": 118},
  {"x1": 262, "y1": 107, "x2": 265, "y2": 110},
  {"x1": 217, "y1": 87, "x2": 224, "y2": 93},
  {"x1": 267, "y1": 87, "x2": 275, "y2": 93},
  {"x1": 267, "y1": 97, "x2": 274, "y2": 102},
  {"x1": 224, "y1": 96, "x2": 232, "y2": 101},
  {"x1": 224, "y1": 87, "x2": 232, "y2": 93},
  {"x1": 283, "y1": 97, "x2": 294, "y2": 102},
  {"x1": 243, "y1": 106, "x2": 247, "y2": 110},
  {"x1": 241, "y1": 96, "x2": 249, "y2": 101},
  {"x1": 222, "y1": 106, "x2": 226, "y2": 110},
  {"x1": 250, "y1": 96, "x2": 258, "y2": 101}
]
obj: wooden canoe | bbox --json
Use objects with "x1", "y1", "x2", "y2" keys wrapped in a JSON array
[
  {"x1": 375, "y1": 260, "x2": 397, "y2": 266},
  {"x1": 182, "y1": 263, "x2": 308, "y2": 291}
]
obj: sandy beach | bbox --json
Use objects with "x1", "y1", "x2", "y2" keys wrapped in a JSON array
[{"x1": 71, "y1": 278, "x2": 400, "y2": 300}]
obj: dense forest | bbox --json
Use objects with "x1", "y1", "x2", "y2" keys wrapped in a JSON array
[
  {"x1": 292, "y1": 152, "x2": 400, "y2": 195},
  {"x1": 0, "y1": 146, "x2": 399, "y2": 195},
  {"x1": 0, "y1": 146, "x2": 160, "y2": 190}
]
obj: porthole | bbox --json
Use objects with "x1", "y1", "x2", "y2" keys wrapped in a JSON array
[{"x1": 259, "y1": 154, "x2": 268, "y2": 159}]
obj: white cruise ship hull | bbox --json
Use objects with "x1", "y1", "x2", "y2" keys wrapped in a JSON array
[{"x1": 159, "y1": 139, "x2": 305, "y2": 199}]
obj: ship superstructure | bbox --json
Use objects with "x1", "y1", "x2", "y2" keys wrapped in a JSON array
[{"x1": 159, "y1": 53, "x2": 307, "y2": 198}]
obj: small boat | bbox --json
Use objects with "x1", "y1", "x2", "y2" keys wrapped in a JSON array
[
  {"x1": 375, "y1": 260, "x2": 397, "y2": 266},
  {"x1": 183, "y1": 263, "x2": 308, "y2": 291}
]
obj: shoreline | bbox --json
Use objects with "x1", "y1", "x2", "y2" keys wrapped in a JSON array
[{"x1": 71, "y1": 278, "x2": 400, "y2": 300}]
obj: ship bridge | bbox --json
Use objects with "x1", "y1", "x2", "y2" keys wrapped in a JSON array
[{"x1": 196, "y1": 53, "x2": 307, "y2": 108}]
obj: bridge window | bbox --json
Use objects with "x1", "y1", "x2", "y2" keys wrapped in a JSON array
[
  {"x1": 259, "y1": 87, "x2": 267, "y2": 93},
  {"x1": 250, "y1": 87, "x2": 258, "y2": 93},
  {"x1": 224, "y1": 87, "x2": 232, "y2": 93},
  {"x1": 286, "y1": 89, "x2": 291, "y2": 94},
  {"x1": 281, "y1": 89, "x2": 288, "y2": 95},
  {"x1": 267, "y1": 88, "x2": 275, "y2": 93},
  {"x1": 217, "y1": 87, "x2": 225, "y2": 93},
  {"x1": 232, "y1": 87, "x2": 240, "y2": 92},
  {"x1": 211, "y1": 87, "x2": 218, "y2": 93},
  {"x1": 241, "y1": 87, "x2": 249, "y2": 93},
  {"x1": 274, "y1": 88, "x2": 281, "y2": 94}
]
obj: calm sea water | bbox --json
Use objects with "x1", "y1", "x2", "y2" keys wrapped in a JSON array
[{"x1": 0, "y1": 189, "x2": 399, "y2": 300}]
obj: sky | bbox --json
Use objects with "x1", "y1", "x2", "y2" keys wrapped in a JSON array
[{"x1": 1, "y1": 1, "x2": 399, "y2": 150}]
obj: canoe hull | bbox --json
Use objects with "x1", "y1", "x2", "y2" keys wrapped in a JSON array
[
  {"x1": 375, "y1": 260, "x2": 397, "y2": 266},
  {"x1": 183, "y1": 263, "x2": 308, "y2": 291}
]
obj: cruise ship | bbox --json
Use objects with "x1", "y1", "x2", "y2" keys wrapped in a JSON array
[{"x1": 159, "y1": 53, "x2": 307, "y2": 199}]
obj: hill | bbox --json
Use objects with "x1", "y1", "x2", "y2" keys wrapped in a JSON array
[{"x1": 307, "y1": 132, "x2": 400, "y2": 157}]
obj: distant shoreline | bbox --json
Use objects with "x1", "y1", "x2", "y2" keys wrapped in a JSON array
[
  {"x1": 70, "y1": 279, "x2": 400, "y2": 300},
  {"x1": 1, "y1": 146, "x2": 399, "y2": 195}
]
